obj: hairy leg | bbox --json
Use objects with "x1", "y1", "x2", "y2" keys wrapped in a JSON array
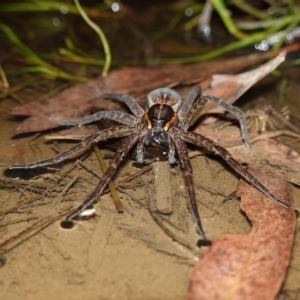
[
  {"x1": 169, "y1": 128, "x2": 207, "y2": 239},
  {"x1": 66, "y1": 131, "x2": 143, "y2": 220},
  {"x1": 181, "y1": 94, "x2": 252, "y2": 150},
  {"x1": 9, "y1": 125, "x2": 136, "y2": 169},
  {"x1": 50, "y1": 111, "x2": 138, "y2": 127},
  {"x1": 102, "y1": 93, "x2": 145, "y2": 118},
  {"x1": 182, "y1": 131, "x2": 292, "y2": 210},
  {"x1": 177, "y1": 85, "x2": 202, "y2": 123}
]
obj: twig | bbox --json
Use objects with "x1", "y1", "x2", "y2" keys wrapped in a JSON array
[
  {"x1": 228, "y1": 130, "x2": 300, "y2": 151},
  {"x1": 152, "y1": 161, "x2": 173, "y2": 214},
  {"x1": 92, "y1": 144, "x2": 123, "y2": 213}
]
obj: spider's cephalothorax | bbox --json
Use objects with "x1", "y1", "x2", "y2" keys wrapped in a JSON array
[
  {"x1": 9, "y1": 86, "x2": 292, "y2": 241},
  {"x1": 143, "y1": 89, "x2": 179, "y2": 152},
  {"x1": 144, "y1": 88, "x2": 181, "y2": 148},
  {"x1": 143, "y1": 103, "x2": 174, "y2": 150}
]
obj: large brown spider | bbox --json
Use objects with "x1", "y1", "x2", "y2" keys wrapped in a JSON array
[{"x1": 9, "y1": 86, "x2": 292, "y2": 239}]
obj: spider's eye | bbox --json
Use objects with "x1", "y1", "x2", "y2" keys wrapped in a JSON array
[{"x1": 145, "y1": 104, "x2": 176, "y2": 131}]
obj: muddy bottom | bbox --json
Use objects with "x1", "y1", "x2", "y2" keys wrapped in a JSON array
[{"x1": 0, "y1": 95, "x2": 299, "y2": 300}]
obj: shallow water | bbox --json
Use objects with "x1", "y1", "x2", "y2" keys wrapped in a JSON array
[{"x1": 0, "y1": 4, "x2": 300, "y2": 299}]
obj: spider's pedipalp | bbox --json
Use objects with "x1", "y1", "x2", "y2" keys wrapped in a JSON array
[
  {"x1": 9, "y1": 125, "x2": 136, "y2": 170},
  {"x1": 50, "y1": 111, "x2": 138, "y2": 127},
  {"x1": 101, "y1": 93, "x2": 145, "y2": 118},
  {"x1": 147, "y1": 88, "x2": 182, "y2": 112},
  {"x1": 182, "y1": 130, "x2": 292, "y2": 210}
]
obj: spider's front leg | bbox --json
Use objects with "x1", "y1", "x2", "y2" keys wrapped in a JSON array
[
  {"x1": 50, "y1": 111, "x2": 138, "y2": 127},
  {"x1": 182, "y1": 131, "x2": 292, "y2": 210},
  {"x1": 179, "y1": 86, "x2": 252, "y2": 150},
  {"x1": 50, "y1": 92, "x2": 144, "y2": 127},
  {"x1": 9, "y1": 125, "x2": 135, "y2": 169},
  {"x1": 101, "y1": 93, "x2": 145, "y2": 118}
]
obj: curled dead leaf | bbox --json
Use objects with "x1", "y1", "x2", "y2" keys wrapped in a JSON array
[
  {"x1": 8, "y1": 51, "x2": 288, "y2": 136},
  {"x1": 189, "y1": 170, "x2": 296, "y2": 300}
]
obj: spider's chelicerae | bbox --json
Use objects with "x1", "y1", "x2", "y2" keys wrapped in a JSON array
[{"x1": 9, "y1": 86, "x2": 292, "y2": 239}]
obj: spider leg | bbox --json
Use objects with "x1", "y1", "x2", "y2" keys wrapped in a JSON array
[
  {"x1": 177, "y1": 85, "x2": 202, "y2": 123},
  {"x1": 66, "y1": 130, "x2": 144, "y2": 220},
  {"x1": 182, "y1": 131, "x2": 292, "y2": 210},
  {"x1": 169, "y1": 130, "x2": 207, "y2": 239},
  {"x1": 9, "y1": 125, "x2": 135, "y2": 169},
  {"x1": 101, "y1": 93, "x2": 145, "y2": 118},
  {"x1": 50, "y1": 111, "x2": 138, "y2": 127},
  {"x1": 181, "y1": 94, "x2": 252, "y2": 150}
]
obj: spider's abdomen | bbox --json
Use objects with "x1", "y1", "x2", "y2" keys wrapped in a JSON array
[{"x1": 144, "y1": 103, "x2": 177, "y2": 131}]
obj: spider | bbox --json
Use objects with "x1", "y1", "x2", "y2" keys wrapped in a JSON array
[{"x1": 9, "y1": 86, "x2": 292, "y2": 240}]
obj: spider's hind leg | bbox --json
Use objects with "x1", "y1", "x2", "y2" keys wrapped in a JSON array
[
  {"x1": 170, "y1": 131, "x2": 208, "y2": 240},
  {"x1": 183, "y1": 131, "x2": 292, "y2": 210}
]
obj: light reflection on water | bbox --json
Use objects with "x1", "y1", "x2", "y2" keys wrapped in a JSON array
[{"x1": 255, "y1": 27, "x2": 300, "y2": 51}]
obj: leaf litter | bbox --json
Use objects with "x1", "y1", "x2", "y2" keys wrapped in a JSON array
[
  {"x1": 189, "y1": 170, "x2": 296, "y2": 300},
  {"x1": 2, "y1": 50, "x2": 300, "y2": 298},
  {"x1": 8, "y1": 48, "x2": 293, "y2": 136}
]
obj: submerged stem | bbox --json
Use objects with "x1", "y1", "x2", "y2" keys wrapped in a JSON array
[{"x1": 74, "y1": 0, "x2": 111, "y2": 76}]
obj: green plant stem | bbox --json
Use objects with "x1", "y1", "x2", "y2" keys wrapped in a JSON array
[
  {"x1": 230, "y1": 0, "x2": 270, "y2": 19},
  {"x1": 279, "y1": 77, "x2": 288, "y2": 105},
  {"x1": 0, "y1": 22, "x2": 88, "y2": 81},
  {"x1": 149, "y1": 14, "x2": 292, "y2": 65},
  {"x1": 273, "y1": 18, "x2": 299, "y2": 50},
  {"x1": 238, "y1": 14, "x2": 300, "y2": 30},
  {"x1": 152, "y1": 12, "x2": 183, "y2": 42},
  {"x1": 0, "y1": 65, "x2": 9, "y2": 89},
  {"x1": 0, "y1": 2, "x2": 113, "y2": 18},
  {"x1": 74, "y1": 0, "x2": 111, "y2": 76},
  {"x1": 287, "y1": 0, "x2": 295, "y2": 15},
  {"x1": 148, "y1": 31, "x2": 269, "y2": 64},
  {"x1": 210, "y1": 0, "x2": 247, "y2": 39},
  {"x1": 0, "y1": 22, "x2": 53, "y2": 69},
  {"x1": 22, "y1": 66, "x2": 87, "y2": 82}
]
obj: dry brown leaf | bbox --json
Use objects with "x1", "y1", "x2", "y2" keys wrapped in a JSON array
[
  {"x1": 199, "y1": 51, "x2": 285, "y2": 121},
  {"x1": 189, "y1": 170, "x2": 296, "y2": 300},
  {"x1": 8, "y1": 50, "x2": 287, "y2": 136}
]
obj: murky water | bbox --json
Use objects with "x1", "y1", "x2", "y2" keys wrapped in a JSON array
[{"x1": 0, "y1": 4, "x2": 300, "y2": 299}]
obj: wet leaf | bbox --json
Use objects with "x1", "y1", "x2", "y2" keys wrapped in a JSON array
[
  {"x1": 195, "y1": 125, "x2": 300, "y2": 186},
  {"x1": 198, "y1": 51, "x2": 286, "y2": 122},
  {"x1": 189, "y1": 170, "x2": 296, "y2": 300},
  {"x1": 9, "y1": 51, "x2": 284, "y2": 135}
]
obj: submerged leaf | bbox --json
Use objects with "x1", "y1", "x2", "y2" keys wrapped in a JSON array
[
  {"x1": 189, "y1": 170, "x2": 296, "y2": 300},
  {"x1": 8, "y1": 51, "x2": 284, "y2": 136}
]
